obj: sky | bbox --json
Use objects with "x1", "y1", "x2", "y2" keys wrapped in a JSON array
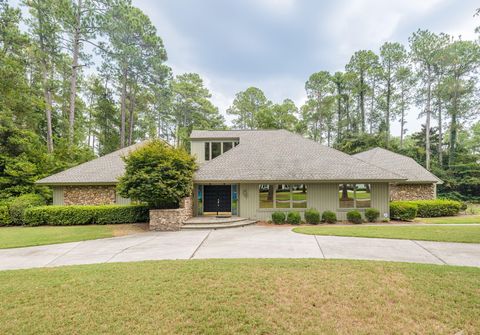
[{"x1": 134, "y1": 0, "x2": 479, "y2": 135}]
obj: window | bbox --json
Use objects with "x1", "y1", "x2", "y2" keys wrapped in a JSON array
[
  {"x1": 292, "y1": 184, "x2": 307, "y2": 208},
  {"x1": 204, "y1": 142, "x2": 210, "y2": 161},
  {"x1": 204, "y1": 141, "x2": 238, "y2": 160},
  {"x1": 211, "y1": 142, "x2": 222, "y2": 159},
  {"x1": 339, "y1": 184, "x2": 371, "y2": 208},
  {"x1": 259, "y1": 184, "x2": 274, "y2": 208},
  {"x1": 223, "y1": 142, "x2": 233, "y2": 153},
  {"x1": 275, "y1": 184, "x2": 291, "y2": 208},
  {"x1": 259, "y1": 184, "x2": 307, "y2": 209},
  {"x1": 231, "y1": 185, "x2": 238, "y2": 215}
]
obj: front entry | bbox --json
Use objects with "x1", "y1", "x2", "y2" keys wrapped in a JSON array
[{"x1": 203, "y1": 185, "x2": 231, "y2": 214}]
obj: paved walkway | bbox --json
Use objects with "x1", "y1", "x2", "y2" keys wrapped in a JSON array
[{"x1": 1, "y1": 226, "x2": 479, "y2": 271}]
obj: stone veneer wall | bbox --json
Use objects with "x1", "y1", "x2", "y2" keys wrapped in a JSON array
[
  {"x1": 390, "y1": 184, "x2": 436, "y2": 201},
  {"x1": 64, "y1": 185, "x2": 116, "y2": 206},
  {"x1": 149, "y1": 197, "x2": 193, "y2": 231}
]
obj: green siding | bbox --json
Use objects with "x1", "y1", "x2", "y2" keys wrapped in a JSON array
[
  {"x1": 236, "y1": 183, "x2": 390, "y2": 221},
  {"x1": 115, "y1": 192, "x2": 131, "y2": 205},
  {"x1": 52, "y1": 187, "x2": 64, "y2": 205},
  {"x1": 191, "y1": 141, "x2": 205, "y2": 164}
]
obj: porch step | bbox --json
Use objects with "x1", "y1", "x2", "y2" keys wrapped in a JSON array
[
  {"x1": 184, "y1": 216, "x2": 248, "y2": 225},
  {"x1": 181, "y1": 219, "x2": 257, "y2": 230}
]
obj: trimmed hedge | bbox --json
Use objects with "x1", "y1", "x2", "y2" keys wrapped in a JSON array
[
  {"x1": 271, "y1": 212, "x2": 286, "y2": 224},
  {"x1": 347, "y1": 210, "x2": 362, "y2": 224},
  {"x1": 411, "y1": 200, "x2": 462, "y2": 217},
  {"x1": 287, "y1": 211, "x2": 301, "y2": 225},
  {"x1": 23, "y1": 204, "x2": 149, "y2": 226},
  {"x1": 390, "y1": 202, "x2": 417, "y2": 221},
  {"x1": 321, "y1": 210, "x2": 337, "y2": 224},
  {"x1": 304, "y1": 208, "x2": 320, "y2": 224},
  {"x1": 0, "y1": 206, "x2": 11, "y2": 226},
  {"x1": 9, "y1": 194, "x2": 45, "y2": 225},
  {"x1": 365, "y1": 208, "x2": 380, "y2": 222},
  {"x1": 390, "y1": 199, "x2": 462, "y2": 220}
]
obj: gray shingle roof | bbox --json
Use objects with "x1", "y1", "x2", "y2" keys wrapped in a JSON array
[
  {"x1": 194, "y1": 130, "x2": 405, "y2": 183},
  {"x1": 36, "y1": 142, "x2": 147, "y2": 185},
  {"x1": 354, "y1": 147, "x2": 442, "y2": 184}
]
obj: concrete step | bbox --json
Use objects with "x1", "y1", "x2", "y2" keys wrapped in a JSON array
[
  {"x1": 181, "y1": 219, "x2": 257, "y2": 230},
  {"x1": 184, "y1": 216, "x2": 249, "y2": 225}
]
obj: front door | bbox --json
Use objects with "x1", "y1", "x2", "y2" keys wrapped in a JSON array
[{"x1": 203, "y1": 185, "x2": 231, "y2": 214}]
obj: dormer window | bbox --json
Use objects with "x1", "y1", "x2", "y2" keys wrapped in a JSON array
[{"x1": 204, "y1": 141, "x2": 239, "y2": 161}]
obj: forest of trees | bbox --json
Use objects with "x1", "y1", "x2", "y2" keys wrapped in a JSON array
[{"x1": 1, "y1": 0, "x2": 479, "y2": 202}]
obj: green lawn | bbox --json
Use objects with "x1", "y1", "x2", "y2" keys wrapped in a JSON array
[
  {"x1": 0, "y1": 259, "x2": 478, "y2": 334},
  {"x1": 415, "y1": 215, "x2": 480, "y2": 224},
  {"x1": 0, "y1": 224, "x2": 144, "y2": 249},
  {"x1": 293, "y1": 225, "x2": 480, "y2": 243}
]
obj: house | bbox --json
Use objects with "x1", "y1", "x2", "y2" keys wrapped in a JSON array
[
  {"x1": 353, "y1": 147, "x2": 442, "y2": 201},
  {"x1": 37, "y1": 130, "x2": 441, "y2": 221},
  {"x1": 189, "y1": 130, "x2": 404, "y2": 220},
  {"x1": 35, "y1": 143, "x2": 145, "y2": 206}
]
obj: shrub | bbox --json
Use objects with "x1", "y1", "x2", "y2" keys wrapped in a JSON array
[
  {"x1": 304, "y1": 208, "x2": 320, "y2": 224},
  {"x1": 24, "y1": 204, "x2": 149, "y2": 226},
  {"x1": 117, "y1": 140, "x2": 196, "y2": 209},
  {"x1": 9, "y1": 193, "x2": 45, "y2": 225},
  {"x1": 346, "y1": 210, "x2": 362, "y2": 224},
  {"x1": 0, "y1": 206, "x2": 11, "y2": 226},
  {"x1": 390, "y1": 202, "x2": 418, "y2": 221},
  {"x1": 287, "y1": 211, "x2": 301, "y2": 225},
  {"x1": 411, "y1": 199, "x2": 462, "y2": 217},
  {"x1": 321, "y1": 210, "x2": 337, "y2": 224},
  {"x1": 365, "y1": 208, "x2": 380, "y2": 222},
  {"x1": 390, "y1": 199, "x2": 462, "y2": 219},
  {"x1": 271, "y1": 212, "x2": 286, "y2": 224}
]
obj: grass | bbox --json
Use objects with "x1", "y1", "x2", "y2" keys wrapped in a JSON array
[
  {"x1": 0, "y1": 259, "x2": 478, "y2": 334},
  {"x1": 0, "y1": 224, "x2": 145, "y2": 249},
  {"x1": 415, "y1": 215, "x2": 480, "y2": 224},
  {"x1": 293, "y1": 225, "x2": 480, "y2": 243}
]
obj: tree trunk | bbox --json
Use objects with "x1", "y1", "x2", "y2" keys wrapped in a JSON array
[
  {"x1": 128, "y1": 90, "x2": 136, "y2": 146},
  {"x1": 119, "y1": 67, "x2": 128, "y2": 148},
  {"x1": 38, "y1": 14, "x2": 53, "y2": 153},
  {"x1": 385, "y1": 71, "x2": 391, "y2": 147},
  {"x1": 400, "y1": 89, "x2": 405, "y2": 149},
  {"x1": 425, "y1": 69, "x2": 432, "y2": 170},
  {"x1": 336, "y1": 84, "x2": 342, "y2": 141},
  {"x1": 42, "y1": 70, "x2": 54, "y2": 153},
  {"x1": 360, "y1": 72, "x2": 365, "y2": 132},
  {"x1": 437, "y1": 101, "x2": 443, "y2": 166},
  {"x1": 68, "y1": 0, "x2": 82, "y2": 145},
  {"x1": 449, "y1": 76, "x2": 459, "y2": 166}
]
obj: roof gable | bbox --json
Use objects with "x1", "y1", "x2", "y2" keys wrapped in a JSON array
[
  {"x1": 354, "y1": 147, "x2": 442, "y2": 184},
  {"x1": 36, "y1": 141, "x2": 147, "y2": 185},
  {"x1": 194, "y1": 130, "x2": 405, "y2": 182}
]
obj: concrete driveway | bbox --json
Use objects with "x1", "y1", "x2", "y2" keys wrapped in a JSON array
[{"x1": 1, "y1": 226, "x2": 479, "y2": 270}]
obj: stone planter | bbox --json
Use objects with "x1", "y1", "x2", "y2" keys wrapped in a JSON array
[{"x1": 149, "y1": 197, "x2": 193, "y2": 231}]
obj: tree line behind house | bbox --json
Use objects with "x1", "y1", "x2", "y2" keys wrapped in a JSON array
[{"x1": 0, "y1": 1, "x2": 479, "y2": 202}]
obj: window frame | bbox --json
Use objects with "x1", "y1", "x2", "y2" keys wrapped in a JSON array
[
  {"x1": 258, "y1": 184, "x2": 307, "y2": 210},
  {"x1": 204, "y1": 140, "x2": 238, "y2": 161},
  {"x1": 338, "y1": 183, "x2": 371, "y2": 209}
]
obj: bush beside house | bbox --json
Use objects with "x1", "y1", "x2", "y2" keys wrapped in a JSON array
[
  {"x1": 365, "y1": 208, "x2": 380, "y2": 222},
  {"x1": 7, "y1": 193, "x2": 45, "y2": 225},
  {"x1": 390, "y1": 199, "x2": 462, "y2": 221},
  {"x1": 117, "y1": 139, "x2": 196, "y2": 209},
  {"x1": 347, "y1": 210, "x2": 362, "y2": 224},
  {"x1": 272, "y1": 212, "x2": 286, "y2": 224},
  {"x1": 287, "y1": 211, "x2": 301, "y2": 225},
  {"x1": 322, "y1": 210, "x2": 337, "y2": 224},
  {"x1": 305, "y1": 208, "x2": 320, "y2": 224},
  {"x1": 24, "y1": 205, "x2": 149, "y2": 226}
]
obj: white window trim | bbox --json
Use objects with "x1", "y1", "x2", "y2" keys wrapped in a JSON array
[{"x1": 205, "y1": 141, "x2": 237, "y2": 161}]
